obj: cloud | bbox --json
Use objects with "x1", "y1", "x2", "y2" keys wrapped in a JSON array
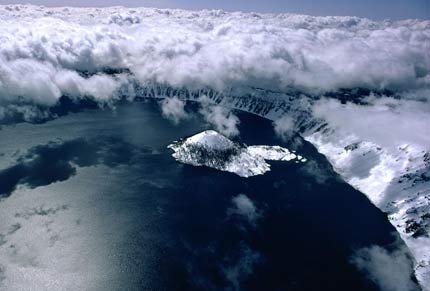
[
  {"x1": 0, "y1": 57, "x2": 126, "y2": 107},
  {"x1": 0, "y1": 5, "x2": 429, "y2": 288},
  {"x1": 160, "y1": 96, "x2": 188, "y2": 124},
  {"x1": 299, "y1": 159, "x2": 332, "y2": 184},
  {"x1": 312, "y1": 96, "x2": 430, "y2": 150},
  {"x1": 227, "y1": 194, "x2": 261, "y2": 226},
  {"x1": 0, "y1": 5, "x2": 429, "y2": 115},
  {"x1": 222, "y1": 242, "x2": 261, "y2": 291},
  {"x1": 351, "y1": 243, "x2": 419, "y2": 291},
  {"x1": 199, "y1": 102, "x2": 240, "y2": 137},
  {"x1": 0, "y1": 264, "x2": 5, "y2": 283},
  {"x1": 273, "y1": 115, "x2": 295, "y2": 141},
  {"x1": 186, "y1": 241, "x2": 261, "y2": 291}
]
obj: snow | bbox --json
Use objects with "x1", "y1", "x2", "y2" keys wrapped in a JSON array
[
  {"x1": 168, "y1": 130, "x2": 306, "y2": 177},
  {"x1": 0, "y1": 3, "x2": 428, "y2": 289},
  {"x1": 247, "y1": 145, "x2": 298, "y2": 161},
  {"x1": 304, "y1": 130, "x2": 430, "y2": 290},
  {"x1": 191, "y1": 91, "x2": 430, "y2": 290},
  {"x1": 186, "y1": 130, "x2": 235, "y2": 150},
  {"x1": 0, "y1": 4, "x2": 429, "y2": 115}
]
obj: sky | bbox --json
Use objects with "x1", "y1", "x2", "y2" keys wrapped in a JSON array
[{"x1": 0, "y1": 0, "x2": 429, "y2": 20}]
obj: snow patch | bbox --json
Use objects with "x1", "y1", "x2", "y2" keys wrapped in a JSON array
[{"x1": 168, "y1": 130, "x2": 305, "y2": 177}]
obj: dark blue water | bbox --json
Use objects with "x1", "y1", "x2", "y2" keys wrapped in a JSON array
[
  {"x1": 0, "y1": 100, "x2": 408, "y2": 290},
  {"x1": 139, "y1": 105, "x2": 398, "y2": 291}
]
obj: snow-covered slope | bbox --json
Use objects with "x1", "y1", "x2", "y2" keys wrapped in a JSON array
[
  {"x1": 247, "y1": 145, "x2": 306, "y2": 162},
  {"x1": 210, "y1": 91, "x2": 430, "y2": 289},
  {"x1": 0, "y1": 4, "x2": 428, "y2": 289},
  {"x1": 305, "y1": 131, "x2": 430, "y2": 289},
  {"x1": 159, "y1": 87, "x2": 430, "y2": 289},
  {"x1": 168, "y1": 130, "x2": 305, "y2": 177},
  {"x1": 197, "y1": 91, "x2": 430, "y2": 289}
]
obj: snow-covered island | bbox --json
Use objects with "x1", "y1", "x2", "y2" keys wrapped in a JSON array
[{"x1": 168, "y1": 130, "x2": 306, "y2": 177}]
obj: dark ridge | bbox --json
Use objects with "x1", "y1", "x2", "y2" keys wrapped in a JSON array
[
  {"x1": 0, "y1": 96, "x2": 100, "y2": 127},
  {"x1": 49, "y1": 95, "x2": 100, "y2": 117},
  {"x1": 0, "y1": 83, "x2": 402, "y2": 129},
  {"x1": 75, "y1": 67, "x2": 132, "y2": 78},
  {"x1": 322, "y1": 88, "x2": 396, "y2": 105}
]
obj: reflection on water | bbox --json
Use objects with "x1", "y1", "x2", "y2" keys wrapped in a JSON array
[{"x1": 0, "y1": 100, "x2": 410, "y2": 290}]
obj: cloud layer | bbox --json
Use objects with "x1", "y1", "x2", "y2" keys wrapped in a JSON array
[
  {"x1": 0, "y1": 4, "x2": 429, "y2": 112},
  {"x1": 312, "y1": 96, "x2": 430, "y2": 150}
]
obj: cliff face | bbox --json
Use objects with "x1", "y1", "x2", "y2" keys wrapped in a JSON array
[
  {"x1": 230, "y1": 91, "x2": 430, "y2": 289},
  {"x1": 0, "y1": 5, "x2": 428, "y2": 288}
]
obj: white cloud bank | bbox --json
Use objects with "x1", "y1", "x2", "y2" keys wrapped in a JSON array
[
  {"x1": 312, "y1": 96, "x2": 430, "y2": 150},
  {"x1": 0, "y1": 4, "x2": 429, "y2": 111},
  {"x1": 0, "y1": 4, "x2": 430, "y2": 289}
]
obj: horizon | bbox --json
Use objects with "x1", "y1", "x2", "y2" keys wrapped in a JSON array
[
  {"x1": 0, "y1": 0, "x2": 429, "y2": 20},
  {"x1": 0, "y1": 1, "x2": 429, "y2": 290}
]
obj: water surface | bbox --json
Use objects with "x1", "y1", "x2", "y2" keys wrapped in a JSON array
[{"x1": 0, "y1": 101, "x2": 408, "y2": 290}]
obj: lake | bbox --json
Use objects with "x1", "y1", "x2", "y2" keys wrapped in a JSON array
[{"x1": 0, "y1": 100, "x2": 410, "y2": 290}]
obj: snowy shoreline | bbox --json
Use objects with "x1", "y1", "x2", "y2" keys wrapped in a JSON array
[
  {"x1": 168, "y1": 130, "x2": 306, "y2": 177},
  {"x1": 0, "y1": 4, "x2": 428, "y2": 289}
]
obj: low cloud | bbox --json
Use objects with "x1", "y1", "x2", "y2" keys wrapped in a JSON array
[
  {"x1": 222, "y1": 242, "x2": 261, "y2": 291},
  {"x1": 227, "y1": 194, "x2": 261, "y2": 226},
  {"x1": 1, "y1": 5, "x2": 429, "y2": 116},
  {"x1": 199, "y1": 102, "x2": 240, "y2": 137},
  {"x1": 0, "y1": 57, "x2": 126, "y2": 107},
  {"x1": 299, "y1": 159, "x2": 332, "y2": 184},
  {"x1": 186, "y1": 241, "x2": 261, "y2": 291},
  {"x1": 351, "y1": 243, "x2": 419, "y2": 291},
  {"x1": 312, "y1": 96, "x2": 430, "y2": 150},
  {"x1": 273, "y1": 115, "x2": 295, "y2": 141},
  {"x1": 160, "y1": 96, "x2": 188, "y2": 124}
]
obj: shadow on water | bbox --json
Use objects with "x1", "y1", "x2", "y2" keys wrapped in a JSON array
[
  {"x1": 0, "y1": 136, "x2": 150, "y2": 197},
  {"x1": 0, "y1": 101, "x2": 418, "y2": 290},
  {"x1": 154, "y1": 109, "x2": 414, "y2": 291}
]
